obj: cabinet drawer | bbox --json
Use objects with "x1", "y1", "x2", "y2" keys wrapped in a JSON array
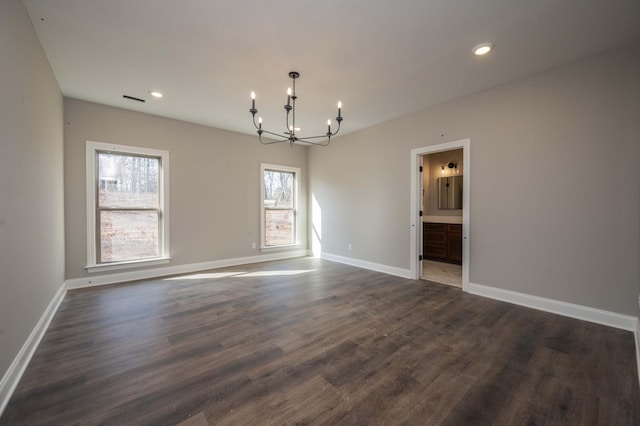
[
  {"x1": 424, "y1": 231, "x2": 446, "y2": 245},
  {"x1": 447, "y1": 224, "x2": 462, "y2": 234},
  {"x1": 425, "y1": 244, "x2": 447, "y2": 259},
  {"x1": 424, "y1": 223, "x2": 447, "y2": 232}
]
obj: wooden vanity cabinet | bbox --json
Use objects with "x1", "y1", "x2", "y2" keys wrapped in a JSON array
[
  {"x1": 423, "y1": 222, "x2": 462, "y2": 265},
  {"x1": 446, "y1": 224, "x2": 462, "y2": 264},
  {"x1": 423, "y1": 223, "x2": 447, "y2": 261}
]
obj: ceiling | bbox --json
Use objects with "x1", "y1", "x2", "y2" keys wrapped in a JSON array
[{"x1": 23, "y1": 0, "x2": 640, "y2": 139}]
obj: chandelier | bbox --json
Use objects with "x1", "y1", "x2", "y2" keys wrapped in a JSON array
[{"x1": 250, "y1": 71, "x2": 343, "y2": 146}]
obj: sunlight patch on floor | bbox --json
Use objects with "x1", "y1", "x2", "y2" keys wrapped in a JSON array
[
  {"x1": 165, "y1": 270, "x2": 316, "y2": 280},
  {"x1": 165, "y1": 272, "x2": 242, "y2": 280},
  {"x1": 236, "y1": 270, "x2": 315, "y2": 277}
]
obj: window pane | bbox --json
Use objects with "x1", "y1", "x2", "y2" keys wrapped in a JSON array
[
  {"x1": 263, "y1": 170, "x2": 293, "y2": 208},
  {"x1": 100, "y1": 211, "x2": 159, "y2": 262},
  {"x1": 98, "y1": 152, "x2": 159, "y2": 208},
  {"x1": 265, "y1": 209, "x2": 294, "y2": 246}
]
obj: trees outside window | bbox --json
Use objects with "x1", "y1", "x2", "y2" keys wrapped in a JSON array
[
  {"x1": 261, "y1": 164, "x2": 299, "y2": 248},
  {"x1": 86, "y1": 142, "x2": 169, "y2": 270}
]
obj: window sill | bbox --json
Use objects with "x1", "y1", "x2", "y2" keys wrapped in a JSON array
[
  {"x1": 260, "y1": 243, "x2": 300, "y2": 251},
  {"x1": 86, "y1": 257, "x2": 171, "y2": 273}
]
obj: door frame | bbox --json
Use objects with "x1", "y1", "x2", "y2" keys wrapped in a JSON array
[{"x1": 409, "y1": 139, "x2": 470, "y2": 291}]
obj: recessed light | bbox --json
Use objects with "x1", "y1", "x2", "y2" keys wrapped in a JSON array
[
  {"x1": 150, "y1": 91, "x2": 163, "y2": 98},
  {"x1": 472, "y1": 43, "x2": 494, "y2": 56}
]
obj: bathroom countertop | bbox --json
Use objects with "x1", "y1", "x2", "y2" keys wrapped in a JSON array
[{"x1": 423, "y1": 216, "x2": 462, "y2": 224}]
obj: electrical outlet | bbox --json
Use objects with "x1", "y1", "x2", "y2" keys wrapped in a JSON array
[{"x1": 348, "y1": 243, "x2": 352, "y2": 251}]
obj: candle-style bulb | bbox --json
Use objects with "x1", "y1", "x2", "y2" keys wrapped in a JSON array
[
  {"x1": 337, "y1": 101, "x2": 342, "y2": 118},
  {"x1": 287, "y1": 87, "x2": 292, "y2": 96},
  {"x1": 327, "y1": 119, "x2": 331, "y2": 126},
  {"x1": 251, "y1": 91, "x2": 256, "y2": 110},
  {"x1": 258, "y1": 116, "x2": 262, "y2": 128},
  {"x1": 327, "y1": 119, "x2": 331, "y2": 133},
  {"x1": 251, "y1": 91, "x2": 256, "y2": 100}
]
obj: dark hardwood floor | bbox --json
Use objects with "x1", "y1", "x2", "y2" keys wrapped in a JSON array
[{"x1": 1, "y1": 257, "x2": 638, "y2": 425}]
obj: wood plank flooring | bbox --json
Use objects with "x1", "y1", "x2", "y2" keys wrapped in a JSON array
[{"x1": 1, "y1": 257, "x2": 638, "y2": 425}]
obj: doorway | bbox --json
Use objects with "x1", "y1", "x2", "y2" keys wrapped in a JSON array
[
  {"x1": 410, "y1": 139, "x2": 470, "y2": 291},
  {"x1": 421, "y1": 148, "x2": 463, "y2": 287}
]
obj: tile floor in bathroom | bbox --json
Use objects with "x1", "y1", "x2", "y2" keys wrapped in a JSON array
[{"x1": 421, "y1": 259, "x2": 462, "y2": 287}]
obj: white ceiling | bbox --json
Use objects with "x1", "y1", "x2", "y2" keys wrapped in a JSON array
[{"x1": 23, "y1": 0, "x2": 640, "y2": 139}]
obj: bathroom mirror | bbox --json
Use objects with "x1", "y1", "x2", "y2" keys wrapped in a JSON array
[{"x1": 438, "y1": 176, "x2": 463, "y2": 210}]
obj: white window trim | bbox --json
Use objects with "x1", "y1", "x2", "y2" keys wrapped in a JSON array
[
  {"x1": 85, "y1": 141, "x2": 170, "y2": 272},
  {"x1": 260, "y1": 163, "x2": 300, "y2": 250}
]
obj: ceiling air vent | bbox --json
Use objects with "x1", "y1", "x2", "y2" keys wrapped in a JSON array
[{"x1": 123, "y1": 95, "x2": 145, "y2": 103}]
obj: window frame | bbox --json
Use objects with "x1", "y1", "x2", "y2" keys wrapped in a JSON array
[
  {"x1": 85, "y1": 141, "x2": 170, "y2": 272},
  {"x1": 260, "y1": 163, "x2": 300, "y2": 250}
]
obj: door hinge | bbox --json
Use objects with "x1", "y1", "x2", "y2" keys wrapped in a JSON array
[
  {"x1": 419, "y1": 166, "x2": 423, "y2": 172},
  {"x1": 419, "y1": 255, "x2": 423, "y2": 261},
  {"x1": 419, "y1": 210, "x2": 423, "y2": 217}
]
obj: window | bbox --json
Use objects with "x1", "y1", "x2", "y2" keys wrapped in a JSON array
[
  {"x1": 261, "y1": 163, "x2": 300, "y2": 248},
  {"x1": 86, "y1": 141, "x2": 170, "y2": 271}
]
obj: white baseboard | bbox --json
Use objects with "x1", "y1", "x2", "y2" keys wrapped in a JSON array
[
  {"x1": 468, "y1": 282, "x2": 637, "y2": 331},
  {"x1": 66, "y1": 250, "x2": 311, "y2": 289},
  {"x1": 321, "y1": 253, "x2": 412, "y2": 279},
  {"x1": 0, "y1": 283, "x2": 66, "y2": 416},
  {"x1": 318, "y1": 257, "x2": 637, "y2": 333}
]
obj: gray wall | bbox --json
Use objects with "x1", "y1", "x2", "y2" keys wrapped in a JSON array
[
  {"x1": 309, "y1": 44, "x2": 640, "y2": 316},
  {"x1": 0, "y1": 0, "x2": 65, "y2": 380},
  {"x1": 64, "y1": 99, "x2": 308, "y2": 280}
]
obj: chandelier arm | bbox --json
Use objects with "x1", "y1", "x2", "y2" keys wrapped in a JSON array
[
  {"x1": 331, "y1": 120, "x2": 342, "y2": 136},
  {"x1": 295, "y1": 134, "x2": 331, "y2": 140},
  {"x1": 295, "y1": 136, "x2": 331, "y2": 146},
  {"x1": 258, "y1": 132, "x2": 289, "y2": 145},
  {"x1": 295, "y1": 134, "x2": 331, "y2": 142},
  {"x1": 285, "y1": 108, "x2": 292, "y2": 135},
  {"x1": 294, "y1": 126, "x2": 339, "y2": 141},
  {"x1": 259, "y1": 128, "x2": 291, "y2": 139},
  {"x1": 251, "y1": 114, "x2": 261, "y2": 130}
]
